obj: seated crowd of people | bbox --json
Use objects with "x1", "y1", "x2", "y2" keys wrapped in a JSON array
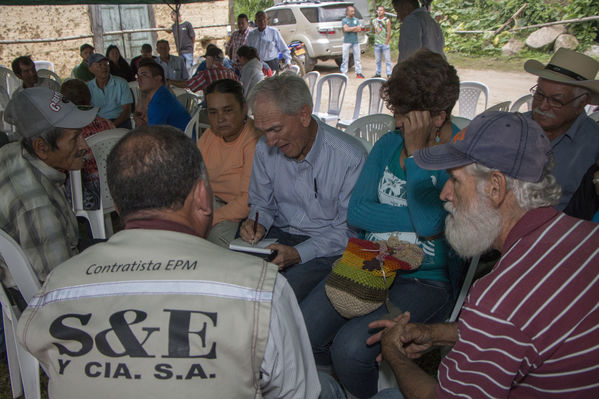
[{"x1": 1, "y1": 34, "x2": 599, "y2": 399}]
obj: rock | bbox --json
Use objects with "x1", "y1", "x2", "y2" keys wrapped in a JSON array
[
  {"x1": 525, "y1": 26, "x2": 563, "y2": 49},
  {"x1": 554, "y1": 34, "x2": 579, "y2": 51},
  {"x1": 584, "y1": 45, "x2": 599, "y2": 58},
  {"x1": 502, "y1": 38, "x2": 525, "y2": 56}
]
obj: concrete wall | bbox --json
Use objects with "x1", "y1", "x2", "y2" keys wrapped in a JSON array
[{"x1": 0, "y1": 2, "x2": 229, "y2": 79}]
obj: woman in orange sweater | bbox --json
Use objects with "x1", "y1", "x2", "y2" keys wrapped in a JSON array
[{"x1": 198, "y1": 79, "x2": 260, "y2": 247}]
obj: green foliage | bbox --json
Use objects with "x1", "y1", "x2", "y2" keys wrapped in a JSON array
[
  {"x1": 234, "y1": 0, "x2": 274, "y2": 20},
  {"x1": 394, "y1": 0, "x2": 599, "y2": 56}
]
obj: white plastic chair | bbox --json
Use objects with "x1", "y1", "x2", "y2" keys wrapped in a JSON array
[
  {"x1": 0, "y1": 66, "x2": 22, "y2": 98},
  {"x1": 485, "y1": 101, "x2": 511, "y2": 113},
  {"x1": 345, "y1": 114, "x2": 395, "y2": 146},
  {"x1": 302, "y1": 71, "x2": 319, "y2": 100},
  {"x1": 457, "y1": 81, "x2": 489, "y2": 119},
  {"x1": 37, "y1": 68, "x2": 62, "y2": 86},
  {"x1": 33, "y1": 60, "x2": 54, "y2": 72},
  {"x1": 451, "y1": 116, "x2": 471, "y2": 130},
  {"x1": 184, "y1": 106, "x2": 209, "y2": 143},
  {"x1": 510, "y1": 94, "x2": 533, "y2": 113},
  {"x1": 177, "y1": 90, "x2": 203, "y2": 115},
  {"x1": 1, "y1": 284, "x2": 41, "y2": 399},
  {"x1": 0, "y1": 229, "x2": 42, "y2": 303},
  {"x1": 74, "y1": 128, "x2": 129, "y2": 239},
  {"x1": 288, "y1": 64, "x2": 301, "y2": 75},
  {"x1": 128, "y1": 80, "x2": 140, "y2": 107},
  {"x1": 337, "y1": 78, "x2": 386, "y2": 129},
  {"x1": 313, "y1": 73, "x2": 348, "y2": 125}
]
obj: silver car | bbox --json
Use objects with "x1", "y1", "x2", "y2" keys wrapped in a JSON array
[{"x1": 265, "y1": 1, "x2": 370, "y2": 72}]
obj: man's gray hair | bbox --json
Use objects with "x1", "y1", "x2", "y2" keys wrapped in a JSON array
[
  {"x1": 571, "y1": 86, "x2": 591, "y2": 108},
  {"x1": 247, "y1": 72, "x2": 313, "y2": 115},
  {"x1": 466, "y1": 161, "x2": 561, "y2": 210},
  {"x1": 21, "y1": 126, "x2": 64, "y2": 157}
]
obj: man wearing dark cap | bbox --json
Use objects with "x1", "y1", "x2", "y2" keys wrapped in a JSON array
[
  {"x1": 0, "y1": 88, "x2": 97, "y2": 296},
  {"x1": 368, "y1": 112, "x2": 599, "y2": 398},
  {"x1": 87, "y1": 53, "x2": 133, "y2": 129},
  {"x1": 130, "y1": 43, "x2": 157, "y2": 77},
  {"x1": 524, "y1": 48, "x2": 599, "y2": 211},
  {"x1": 187, "y1": 46, "x2": 237, "y2": 94},
  {"x1": 72, "y1": 43, "x2": 95, "y2": 82}
]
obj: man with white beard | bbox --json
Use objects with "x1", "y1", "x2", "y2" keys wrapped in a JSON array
[{"x1": 366, "y1": 112, "x2": 599, "y2": 399}]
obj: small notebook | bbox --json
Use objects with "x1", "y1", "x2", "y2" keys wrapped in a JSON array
[{"x1": 228, "y1": 238, "x2": 277, "y2": 255}]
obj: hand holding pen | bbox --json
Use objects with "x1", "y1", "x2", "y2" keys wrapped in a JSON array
[{"x1": 240, "y1": 213, "x2": 266, "y2": 244}]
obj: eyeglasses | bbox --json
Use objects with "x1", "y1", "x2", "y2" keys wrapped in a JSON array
[{"x1": 530, "y1": 85, "x2": 587, "y2": 109}]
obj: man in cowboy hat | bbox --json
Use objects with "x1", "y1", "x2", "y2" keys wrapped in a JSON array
[{"x1": 524, "y1": 48, "x2": 599, "y2": 211}]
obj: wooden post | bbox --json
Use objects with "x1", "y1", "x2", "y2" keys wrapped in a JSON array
[
  {"x1": 89, "y1": 5, "x2": 105, "y2": 54},
  {"x1": 493, "y1": 4, "x2": 527, "y2": 36}
]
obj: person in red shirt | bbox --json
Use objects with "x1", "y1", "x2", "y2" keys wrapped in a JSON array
[{"x1": 187, "y1": 46, "x2": 238, "y2": 94}]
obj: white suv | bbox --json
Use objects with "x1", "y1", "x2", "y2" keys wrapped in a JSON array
[{"x1": 265, "y1": 1, "x2": 370, "y2": 72}]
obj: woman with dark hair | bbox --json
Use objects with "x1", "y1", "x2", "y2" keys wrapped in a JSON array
[
  {"x1": 197, "y1": 79, "x2": 260, "y2": 247},
  {"x1": 301, "y1": 48, "x2": 461, "y2": 398},
  {"x1": 106, "y1": 45, "x2": 135, "y2": 82}
]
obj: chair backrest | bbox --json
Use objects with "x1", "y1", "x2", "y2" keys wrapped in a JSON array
[
  {"x1": 86, "y1": 128, "x2": 129, "y2": 214},
  {"x1": 33, "y1": 60, "x2": 54, "y2": 72},
  {"x1": 185, "y1": 106, "x2": 207, "y2": 143},
  {"x1": 510, "y1": 94, "x2": 532, "y2": 112},
  {"x1": 176, "y1": 90, "x2": 203, "y2": 115},
  {"x1": 37, "y1": 68, "x2": 62, "y2": 85},
  {"x1": 128, "y1": 80, "x2": 140, "y2": 108},
  {"x1": 589, "y1": 111, "x2": 599, "y2": 122},
  {"x1": 345, "y1": 114, "x2": 395, "y2": 146},
  {"x1": 288, "y1": 64, "x2": 300, "y2": 75},
  {"x1": 313, "y1": 73, "x2": 348, "y2": 118},
  {"x1": 0, "y1": 280, "x2": 42, "y2": 399},
  {"x1": 0, "y1": 229, "x2": 41, "y2": 303},
  {"x1": 352, "y1": 78, "x2": 386, "y2": 120},
  {"x1": 486, "y1": 100, "x2": 511, "y2": 113},
  {"x1": 302, "y1": 71, "x2": 319, "y2": 99},
  {"x1": 458, "y1": 81, "x2": 489, "y2": 119},
  {"x1": 447, "y1": 254, "x2": 481, "y2": 322},
  {"x1": 451, "y1": 116, "x2": 471, "y2": 130},
  {"x1": 0, "y1": 66, "x2": 22, "y2": 97}
]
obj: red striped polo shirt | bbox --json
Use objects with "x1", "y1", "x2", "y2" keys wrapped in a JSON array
[
  {"x1": 437, "y1": 207, "x2": 599, "y2": 398},
  {"x1": 187, "y1": 65, "x2": 238, "y2": 93}
]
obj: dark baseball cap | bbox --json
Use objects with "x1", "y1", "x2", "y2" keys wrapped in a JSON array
[
  {"x1": 88, "y1": 53, "x2": 108, "y2": 66},
  {"x1": 414, "y1": 111, "x2": 551, "y2": 183},
  {"x1": 80, "y1": 43, "x2": 94, "y2": 53}
]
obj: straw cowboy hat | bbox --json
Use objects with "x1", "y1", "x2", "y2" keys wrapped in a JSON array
[{"x1": 524, "y1": 48, "x2": 599, "y2": 104}]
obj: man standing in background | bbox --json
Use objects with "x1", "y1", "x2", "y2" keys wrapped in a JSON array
[
  {"x1": 393, "y1": 0, "x2": 445, "y2": 63},
  {"x1": 169, "y1": 10, "x2": 196, "y2": 70},
  {"x1": 372, "y1": 6, "x2": 392, "y2": 78},
  {"x1": 247, "y1": 11, "x2": 290, "y2": 73},
  {"x1": 226, "y1": 14, "x2": 251, "y2": 69},
  {"x1": 341, "y1": 5, "x2": 364, "y2": 78}
]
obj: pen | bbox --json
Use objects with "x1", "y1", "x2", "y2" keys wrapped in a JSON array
[
  {"x1": 252, "y1": 212, "x2": 259, "y2": 247},
  {"x1": 314, "y1": 178, "x2": 318, "y2": 198}
]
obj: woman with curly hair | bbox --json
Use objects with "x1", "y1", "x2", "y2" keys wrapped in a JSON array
[
  {"x1": 301, "y1": 48, "x2": 461, "y2": 398},
  {"x1": 106, "y1": 45, "x2": 135, "y2": 82}
]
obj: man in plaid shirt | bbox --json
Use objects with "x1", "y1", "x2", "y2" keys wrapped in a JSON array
[
  {"x1": 188, "y1": 46, "x2": 238, "y2": 93},
  {"x1": 226, "y1": 14, "x2": 251, "y2": 69},
  {"x1": 0, "y1": 88, "x2": 96, "y2": 302}
]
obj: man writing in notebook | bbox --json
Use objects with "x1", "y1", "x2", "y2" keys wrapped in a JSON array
[{"x1": 239, "y1": 74, "x2": 367, "y2": 302}]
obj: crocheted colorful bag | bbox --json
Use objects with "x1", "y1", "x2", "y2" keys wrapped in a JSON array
[{"x1": 325, "y1": 237, "x2": 424, "y2": 318}]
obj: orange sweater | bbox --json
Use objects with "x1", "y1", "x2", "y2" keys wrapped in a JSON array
[{"x1": 198, "y1": 121, "x2": 259, "y2": 225}]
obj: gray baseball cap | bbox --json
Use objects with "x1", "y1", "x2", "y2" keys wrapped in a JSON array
[
  {"x1": 4, "y1": 88, "x2": 97, "y2": 139},
  {"x1": 87, "y1": 53, "x2": 108, "y2": 66},
  {"x1": 414, "y1": 111, "x2": 551, "y2": 183}
]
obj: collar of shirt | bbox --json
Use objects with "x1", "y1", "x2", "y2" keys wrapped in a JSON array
[
  {"x1": 22, "y1": 145, "x2": 67, "y2": 185},
  {"x1": 125, "y1": 218, "x2": 202, "y2": 237},
  {"x1": 502, "y1": 207, "x2": 559, "y2": 253},
  {"x1": 303, "y1": 118, "x2": 325, "y2": 167},
  {"x1": 553, "y1": 111, "x2": 589, "y2": 146}
]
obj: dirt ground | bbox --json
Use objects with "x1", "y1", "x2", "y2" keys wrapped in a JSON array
[{"x1": 312, "y1": 53, "x2": 538, "y2": 121}]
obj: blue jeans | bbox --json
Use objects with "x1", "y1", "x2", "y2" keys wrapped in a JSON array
[
  {"x1": 181, "y1": 52, "x2": 194, "y2": 69},
  {"x1": 341, "y1": 42, "x2": 362, "y2": 74},
  {"x1": 265, "y1": 227, "x2": 339, "y2": 302},
  {"x1": 374, "y1": 44, "x2": 392, "y2": 76},
  {"x1": 301, "y1": 276, "x2": 452, "y2": 398}
]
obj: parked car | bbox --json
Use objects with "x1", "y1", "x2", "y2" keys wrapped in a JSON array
[{"x1": 265, "y1": 1, "x2": 370, "y2": 72}]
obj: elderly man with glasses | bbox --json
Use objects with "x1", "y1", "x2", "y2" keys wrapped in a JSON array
[{"x1": 524, "y1": 48, "x2": 599, "y2": 210}]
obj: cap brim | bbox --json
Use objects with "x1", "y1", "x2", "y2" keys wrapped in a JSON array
[
  {"x1": 414, "y1": 143, "x2": 475, "y2": 171},
  {"x1": 54, "y1": 106, "x2": 98, "y2": 129}
]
